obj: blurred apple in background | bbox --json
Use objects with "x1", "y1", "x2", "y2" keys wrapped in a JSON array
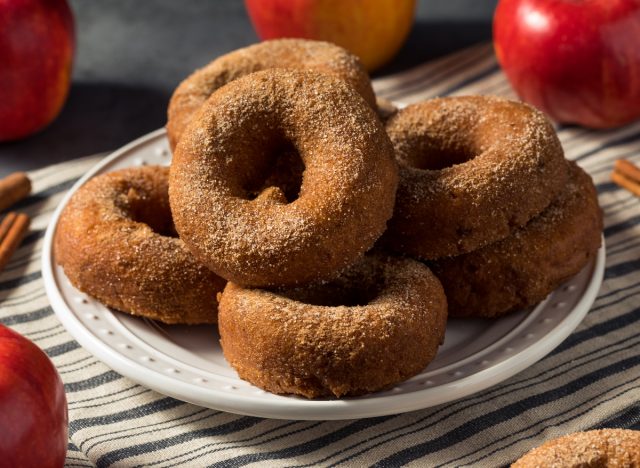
[
  {"x1": 494, "y1": 0, "x2": 640, "y2": 129},
  {"x1": 0, "y1": 0, "x2": 75, "y2": 142},
  {"x1": 244, "y1": 0, "x2": 416, "y2": 72},
  {"x1": 0, "y1": 324, "x2": 67, "y2": 467}
]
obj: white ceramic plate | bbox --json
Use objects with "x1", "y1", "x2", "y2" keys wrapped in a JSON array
[{"x1": 42, "y1": 129, "x2": 605, "y2": 420}]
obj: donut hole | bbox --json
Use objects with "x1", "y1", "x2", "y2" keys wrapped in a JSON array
[
  {"x1": 276, "y1": 261, "x2": 385, "y2": 307},
  {"x1": 278, "y1": 281, "x2": 379, "y2": 307},
  {"x1": 398, "y1": 135, "x2": 478, "y2": 170},
  {"x1": 126, "y1": 189, "x2": 178, "y2": 238},
  {"x1": 244, "y1": 142, "x2": 305, "y2": 203}
]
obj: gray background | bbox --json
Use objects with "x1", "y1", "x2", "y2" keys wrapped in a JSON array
[{"x1": 0, "y1": 0, "x2": 498, "y2": 177}]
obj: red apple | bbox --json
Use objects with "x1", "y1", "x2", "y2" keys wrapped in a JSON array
[
  {"x1": 0, "y1": 0, "x2": 75, "y2": 141},
  {"x1": 244, "y1": 0, "x2": 416, "y2": 71},
  {"x1": 0, "y1": 324, "x2": 68, "y2": 467},
  {"x1": 494, "y1": 0, "x2": 640, "y2": 128}
]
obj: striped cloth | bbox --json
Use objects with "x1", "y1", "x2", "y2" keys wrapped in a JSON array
[{"x1": 2, "y1": 42, "x2": 640, "y2": 467}]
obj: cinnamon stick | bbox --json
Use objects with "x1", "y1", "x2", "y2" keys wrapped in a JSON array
[
  {"x1": 0, "y1": 212, "x2": 17, "y2": 244},
  {"x1": 614, "y1": 159, "x2": 640, "y2": 185},
  {"x1": 611, "y1": 170, "x2": 640, "y2": 197},
  {"x1": 0, "y1": 172, "x2": 31, "y2": 212},
  {"x1": 0, "y1": 212, "x2": 30, "y2": 273}
]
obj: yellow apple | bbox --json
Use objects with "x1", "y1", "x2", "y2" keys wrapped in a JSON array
[{"x1": 245, "y1": 0, "x2": 416, "y2": 71}]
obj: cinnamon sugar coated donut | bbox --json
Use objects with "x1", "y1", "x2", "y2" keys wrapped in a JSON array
[
  {"x1": 512, "y1": 429, "x2": 640, "y2": 467},
  {"x1": 381, "y1": 95, "x2": 568, "y2": 260},
  {"x1": 169, "y1": 69, "x2": 398, "y2": 287},
  {"x1": 430, "y1": 162, "x2": 602, "y2": 318},
  {"x1": 54, "y1": 166, "x2": 226, "y2": 324},
  {"x1": 166, "y1": 39, "x2": 376, "y2": 149},
  {"x1": 218, "y1": 255, "x2": 448, "y2": 398}
]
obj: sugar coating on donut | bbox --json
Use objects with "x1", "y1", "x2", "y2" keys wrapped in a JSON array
[
  {"x1": 430, "y1": 161, "x2": 602, "y2": 318},
  {"x1": 54, "y1": 166, "x2": 226, "y2": 324},
  {"x1": 170, "y1": 69, "x2": 398, "y2": 287},
  {"x1": 382, "y1": 95, "x2": 568, "y2": 260},
  {"x1": 512, "y1": 429, "x2": 640, "y2": 467},
  {"x1": 218, "y1": 255, "x2": 448, "y2": 398},
  {"x1": 167, "y1": 38, "x2": 376, "y2": 149}
]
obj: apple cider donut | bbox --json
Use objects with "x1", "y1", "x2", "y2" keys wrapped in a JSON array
[
  {"x1": 54, "y1": 166, "x2": 226, "y2": 324},
  {"x1": 381, "y1": 95, "x2": 568, "y2": 260},
  {"x1": 170, "y1": 69, "x2": 398, "y2": 287},
  {"x1": 430, "y1": 162, "x2": 602, "y2": 318},
  {"x1": 167, "y1": 38, "x2": 376, "y2": 149},
  {"x1": 512, "y1": 429, "x2": 640, "y2": 467},
  {"x1": 218, "y1": 255, "x2": 448, "y2": 398}
]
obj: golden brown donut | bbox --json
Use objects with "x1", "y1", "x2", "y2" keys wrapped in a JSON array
[
  {"x1": 167, "y1": 38, "x2": 376, "y2": 149},
  {"x1": 380, "y1": 95, "x2": 568, "y2": 260},
  {"x1": 429, "y1": 162, "x2": 602, "y2": 318},
  {"x1": 512, "y1": 429, "x2": 640, "y2": 467},
  {"x1": 218, "y1": 255, "x2": 448, "y2": 398},
  {"x1": 169, "y1": 69, "x2": 398, "y2": 288},
  {"x1": 54, "y1": 166, "x2": 226, "y2": 324}
]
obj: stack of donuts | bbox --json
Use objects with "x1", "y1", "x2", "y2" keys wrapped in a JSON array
[
  {"x1": 381, "y1": 96, "x2": 603, "y2": 318},
  {"x1": 54, "y1": 39, "x2": 602, "y2": 399}
]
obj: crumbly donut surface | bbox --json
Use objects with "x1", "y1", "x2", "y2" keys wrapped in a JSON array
[
  {"x1": 170, "y1": 69, "x2": 398, "y2": 287},
  {"x1": 167, "y1": 38, "x2": 376, "y2": 149},
  {"x1": 430, "y1": 162, "x2": 602, "y2": 318},
  {"x1": 54, "y1": 166, "x2": 226, "y2": 324},
  {"x1": 218, "y1": 255, "x2": 448, "y2": 398},
  {"x1": 512, "y1": 429, "x2": 640, "y2": 467},
  {"x1": 381, "y1": 95, "x2": 568, "y2": 259}
]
